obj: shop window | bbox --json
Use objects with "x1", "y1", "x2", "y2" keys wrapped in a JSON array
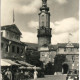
[
  {"x1": 16, "y1": 35, "x2": 19, "y2": 40},
  {"x1": 12, "y1": 46, "x2": 15, "y2": 53}
]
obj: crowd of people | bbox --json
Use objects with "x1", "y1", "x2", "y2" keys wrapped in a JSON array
[{"x1": 1, "y1": 68, "x2": 38, "y2": 80}]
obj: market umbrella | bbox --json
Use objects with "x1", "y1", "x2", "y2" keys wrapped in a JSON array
[
  {"x1": 19, "y1": 66, "x2": 27, "y2": 69},
  {"x1": 27, "y1": 66, "x2": 41, "y2": 70},
  {"x1": 1, "y1": 59, "x2": 11, "y2": 66},
  {"x1": 2, "y1": 59, "x2": 20, "y2": 66}
]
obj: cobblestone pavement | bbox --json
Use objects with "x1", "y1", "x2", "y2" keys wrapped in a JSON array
[{"x1": 30, "y1": 75, "x2": 67, "y2": 80}]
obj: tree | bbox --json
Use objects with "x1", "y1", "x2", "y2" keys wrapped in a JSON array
[
  {"x1": 45, "y1": 62, "x2": 54, "y2": 75},
  {"x1": 25, "y1": 49, "x2": 43, "y2": 67},
  {"x1": 53, "y1": 54, "x2": 66, "y2": 72}
]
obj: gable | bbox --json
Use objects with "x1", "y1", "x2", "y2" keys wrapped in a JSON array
[{"x1": 1, "y1": 24, "x2": 22, "y2": 35}]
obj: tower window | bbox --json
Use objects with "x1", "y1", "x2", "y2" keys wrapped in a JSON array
[
  {"x1": 12, "y1": 46, "x2": 15, "y2": 53},
  {"x1": 42, "y1": 15, "x2": 44, "y2": 21},
  {"x1": 42, "y1": 21, "x2": 44, "y2": 26}
]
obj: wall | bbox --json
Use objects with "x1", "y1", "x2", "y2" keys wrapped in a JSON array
[
  {"x1": 66, "y1": 54, "x2": 79, "y2": 70},
  {"x1": 57, "y1": 47, "x2": 79, "y2": 54},
  {"x1": 1, "y1": 38, "x2": 25, "y2": 60}
]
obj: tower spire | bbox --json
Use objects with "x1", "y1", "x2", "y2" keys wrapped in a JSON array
[
  {"x1": 37, "y1": 0, "x2": 52, "y2": 48},
  {"x1": 42, "y1": 0, "x2": 47, "y2": 7},
  {"x1": 13, "y1": 9, "x2": 15, "y2": 24}
]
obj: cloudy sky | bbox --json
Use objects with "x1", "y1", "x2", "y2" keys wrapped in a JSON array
[{"x1": 1, "y1": 0, "x2": 79, "y2": 44}]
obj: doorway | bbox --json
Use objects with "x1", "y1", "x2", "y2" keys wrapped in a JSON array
[{"x1": 62, "y1": 64, "x2": 68, "y2": 74}]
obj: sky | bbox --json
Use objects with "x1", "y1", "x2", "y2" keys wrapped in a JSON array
[{"x1": 1, "y1": 0, "x2": 79, "y2": 44}]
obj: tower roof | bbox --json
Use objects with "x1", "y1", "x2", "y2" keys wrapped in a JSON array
[
  {"x1": 42, "y1": 0, "x2": 47, "y2": 5},
  {"x1": 40, "y1": 0, "x2": 49, "y2": 11}
]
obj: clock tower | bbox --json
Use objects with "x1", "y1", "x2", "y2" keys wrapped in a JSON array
[{"x1": 37, "y1": 0, "x2": 52, "y2": 50}]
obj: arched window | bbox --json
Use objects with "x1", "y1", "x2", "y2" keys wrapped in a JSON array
[
  {"x1": 12, "y1": 46, "x2": 15, "y2": 53},
  {"x1": 17, "y1": 47, "x2": 19, "y2": 53}
]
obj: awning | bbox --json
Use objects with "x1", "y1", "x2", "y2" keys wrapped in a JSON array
[
  {"x1": 17, "y1": 61, "x2": 34, "y2": 67},
  {"x1": 2, "y1": 59, "x2": 20, "y2": 66},
  {"x1": 1, "y1": 59, "x2": 11, "y2": 66}
]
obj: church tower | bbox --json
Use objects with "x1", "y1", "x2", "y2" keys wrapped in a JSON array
[{"x1": 37, "y1": 0, "x2": 52, "y2": 50}]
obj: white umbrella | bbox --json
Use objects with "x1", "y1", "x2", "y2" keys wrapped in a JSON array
[
  {"x1": 1, "y1": 59, "x2": 11, "y2": 66},
  {"x1": 19, "y1": 66, "x2": 27, "y2": 69},
  {"x1": 27, "y1": 66, "x2": 41, "y2": 70}
]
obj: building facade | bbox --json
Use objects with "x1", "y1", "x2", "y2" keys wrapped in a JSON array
[
  {"x1": 1, "y1": 24, "x2": 79, "y2": 73},
  {"x1": 57, "y1": 42, "x2": 79, "y2": 74},
  {"x1": 1, "y1": 24, "x2": 27, "y2": 60}
]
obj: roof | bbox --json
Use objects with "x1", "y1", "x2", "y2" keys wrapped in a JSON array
[
  {"x1": 16, "y1": 61, "x2": 34, "y2": 67},
  {"x1": 49, "y1": 45, "x2": 58, "y2": 51},
  {"x1": 1, "y1": 59, "x2": 20, "y2": 66},
  {"x1": 1, "y1": 37, "x2": 25, "y2": 45},
  {"x1": 1, "y1": 24, "x2": 22, "y2": 35},
  {"x1": 23, "y1": 42, "x2": 38, "y2": 50},
  {"x1": 57, "y1": 43, "x2": 79, "y2": 48}
]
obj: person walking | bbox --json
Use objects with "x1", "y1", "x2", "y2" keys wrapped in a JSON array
[
  {"x1": 20, "y1": 70, "x2": 24, "y2": 80},
  {"x1": 15, "y1": 70, "x2": 20, "y2": 80},
  {"x1": 5, "y1": 68, "x2": 12, "y2": 80},
  {"x1": 24, "y1": 71, "x2": 29, "y2": 80},
  {"x1": 34, "y1": 70, "x2": 38, "y2": 80}
]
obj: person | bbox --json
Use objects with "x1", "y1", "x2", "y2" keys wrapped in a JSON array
[
  {"x1": 34, "y1": 70, "x2": 38, "y2": 80},
  {"x1": 0, "y1": 72, "x2": 2, "y2": 80},
  {"x1": 24, "y1": 71, "x2": 29, "y2": 80},
  {"x1": 15, "y1": 70, "x2": 20, "y2": 80},
  {"x1": 20, "y1": 70, "x2": 24, "y2": 80},
  {"x1": 5, "y1": 68, "x2": 12, "y2": 80},
  {"x1": 3, "y1": 74, "x2": 10, "y2": 80}
]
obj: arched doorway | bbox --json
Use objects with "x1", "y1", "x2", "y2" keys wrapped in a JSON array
[{"x1": 62, "y1": 64, "x2": 69, "y2": 74}]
